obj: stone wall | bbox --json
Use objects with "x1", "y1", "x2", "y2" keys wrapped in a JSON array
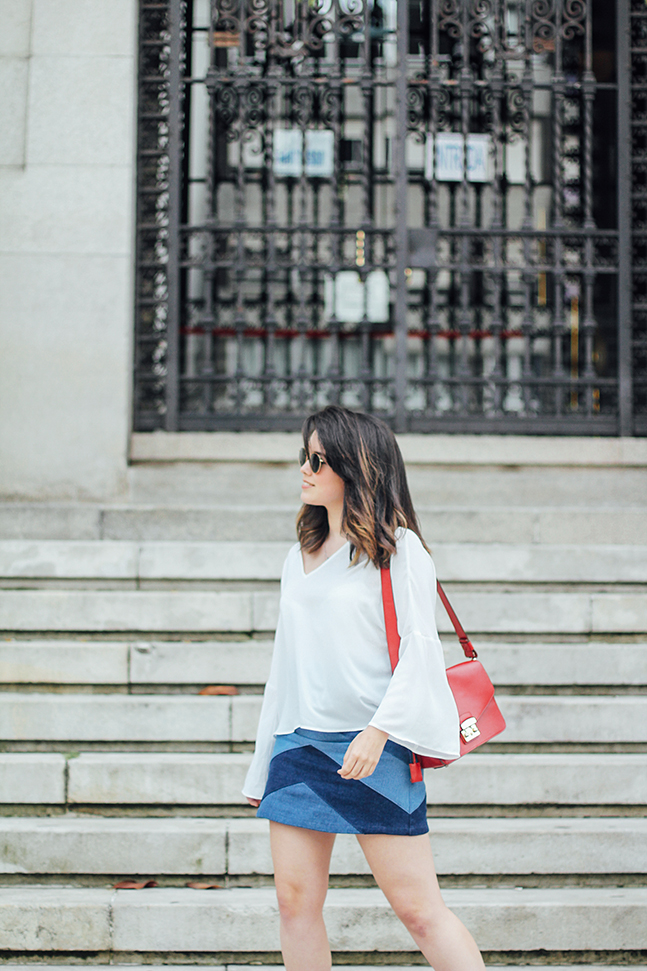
[{"x1": 0, "y1": 0, "x2": 137, "y2": 500}]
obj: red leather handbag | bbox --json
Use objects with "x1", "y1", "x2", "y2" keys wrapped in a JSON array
[{"x1": 380, "y1": 567, "x2": 506, "y2": 782}]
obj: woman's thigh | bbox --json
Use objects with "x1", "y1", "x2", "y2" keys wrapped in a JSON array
[
  {"x1": 356, "y1": 832, "x2": 445, "y2": 915},
  {"x1": 270, "y1": 821, "x2": 336, "y2": 913}
]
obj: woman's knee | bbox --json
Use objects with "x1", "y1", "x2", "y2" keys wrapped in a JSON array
[
  {"x1": 392, "y1": 896, "x2": 450, "y2": 941},
  {"x1": 275, "y1": 877, "x2": 325, "y2": 924}
]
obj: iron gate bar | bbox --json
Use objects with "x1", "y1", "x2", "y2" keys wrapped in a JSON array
[
  {"x1": 618, "y1": 0, "x2": 632, "y2": 436},
  {"x1": 165, "y1": 0, "x2": 185, "y2": 431},
  {"x1": 394, "y1": 0, "x2": 409, "y2": 434}
]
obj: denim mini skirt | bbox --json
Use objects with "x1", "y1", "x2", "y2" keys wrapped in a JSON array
[{"x1": 256, "y1": 728, "x2": 428, "y2": 836}]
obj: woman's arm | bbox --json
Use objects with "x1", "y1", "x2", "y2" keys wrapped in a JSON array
[
  {"x1": 368, "y1": 531, "x2": 460, "y2": 761},
  {"x1": 337, "y1": 725, "x2": 389, "y2": 780}
]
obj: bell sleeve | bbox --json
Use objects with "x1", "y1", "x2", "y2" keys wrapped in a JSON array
[
  {"x1": 241, "y1": 551, "x2": 293, "y2": 801},
  {"x1": 368, "y1": 530, "x2": 460, "y2": 760},
  {"x1": 241, "y1": 664, "x2": 279, "y2": 800}
]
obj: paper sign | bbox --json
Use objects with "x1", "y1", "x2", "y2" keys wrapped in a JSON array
[
  {"x1": 274, "y1": 129, "x2": 302, "y2": 177},
  {"x1": 434, "y1": 133, "x2": 464, "y2": 181},
  {"x1": 366, "y1": 269, "x2": 390, "y2": 323},
  {"x1": 324, "y1": 270, "x2": 390, "y2": 324},
  {"x1": 467, "y1": 134, "x2": 490, "y2": 182},
  {"x1": 306, "y1": 130, "x2": 335, "y2": 177},
  {"x1": 334, "y1": 271, "x2": 365, "y2": 323},
  {"x1": 425, "y1": 133, "x2": 492, "y2": 182},
  {"x1": 273, "y1": 129, "x2": 334, "y2": 178}
]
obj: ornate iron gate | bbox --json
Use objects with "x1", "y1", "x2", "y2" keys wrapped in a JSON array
[{"x1": 135, "y1": 0, "x2": 639, "y2": 433}]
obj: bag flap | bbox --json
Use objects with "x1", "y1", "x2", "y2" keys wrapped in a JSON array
[{"x1": 446, "y1": 659, "x2": 495, "y2": 722}]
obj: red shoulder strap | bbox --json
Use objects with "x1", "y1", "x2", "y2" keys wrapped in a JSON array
[
  {"x1": 380, "y1": 566, "x2": 478, "y2": 671},
  {"x1": 436, "y1": 580, "x2": 478, "y2": 658},
  {"x1": 380, "y1": 567, "x2": 401, "y2": 672}
]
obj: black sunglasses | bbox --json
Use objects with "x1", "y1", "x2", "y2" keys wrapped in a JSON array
[{"x1": 299, "y1": 447, "x2": 327, "y2": 474}]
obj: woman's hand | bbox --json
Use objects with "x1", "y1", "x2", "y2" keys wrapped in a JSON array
[
  {"x1": 338, "y1": 726, "x2": 388, "y2": 780},
  {"x1": 246, "y1": 797, "x2": 261, "y2": 807}
]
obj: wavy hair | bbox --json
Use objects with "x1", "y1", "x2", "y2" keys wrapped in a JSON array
[{"x1": 296, "y1": 406, "x2": 428, "y2": 568}]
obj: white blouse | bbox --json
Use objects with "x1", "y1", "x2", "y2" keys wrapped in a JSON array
[{"x1": 242, "y1": 528, "x2": 460, "y2": 800}]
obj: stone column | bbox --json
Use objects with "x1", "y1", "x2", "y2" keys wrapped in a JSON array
[{"x1": 0, "y1": 0, "x2": 137, "y2": 499}]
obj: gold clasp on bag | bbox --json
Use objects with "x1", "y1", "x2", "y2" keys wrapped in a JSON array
[{"x1": 460, "y1": 717, "x2": 480, "y2": 743}]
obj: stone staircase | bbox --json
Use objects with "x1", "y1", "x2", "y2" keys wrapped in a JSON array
[{"x1": 0, "y1": 455, "x2": 646, "y2": 969}]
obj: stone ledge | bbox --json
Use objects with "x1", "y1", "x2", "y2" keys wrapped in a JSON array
[
  {"x1": 9, "y1": 587, "x2": 639, "y2": 637},
  {"x1": 61, "y1": 752, "x2": 647, "y2": 806},
  {"x1": 0, "y1": 967, "x2": 642, "y2": 971},
  {"x1": 0, "y1": 753, "x2": 66, "y2": 804},
  {"x1": 231, "y1": 816, "x2": 647, "y2": 877},
  {"x1": 0, "y1": 817, "x2": 227, "y2": 875},
  {"x1": 66, "y1": 752, "x2": 250, "y2": 806},
  {"x1": 0, "y1": 589, "x2": 254, "y2": 633},
  {"x1": 1, "y1": 639, "x2": 645, "y2": 687},
  {"x1": 0, "y1": 886, "x2": 645, "y2": 952},
  {"x1": 0, "y1": 887, "x2": 112, "y2": 949},
  {"x1": 0, "y1": 693, "x2": 232, "y2": 742},
  {"x1": 1, "y1": 540, "x2": 646, "y2": 583},
  {"x1": 2, "y1": 815, "x2": 639, "y2": 877},
  {"x1": 111, "y1": 886, "x2": 647, "y2": 951},
  {"x1": 130, "y1": 432, "x2": 647, "y2": 467},
  {"x1": 1, "y1": 693, "x2": 643, "y2": 744},
  {"x1": 2, "y1": 505, "x2": 645, "y2": 545}
]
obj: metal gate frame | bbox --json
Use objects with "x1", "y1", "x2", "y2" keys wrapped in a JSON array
[
  {"x1": 134, "y1": 0, "x2": 641, "y2": 435},
  {"x1": 618, "y1": 0, "x2": 632, "y2": 436}
]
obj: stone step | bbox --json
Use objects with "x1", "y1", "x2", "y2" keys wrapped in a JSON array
[
  {"x1": 1, "y1": 693, "x2": 646, "y2": 744},
  {"x1": 2, "y1": 639, "x2": 645, "y2": 687},
  {"x1": 0, "y1": 754, "x2": 66, "y2": 804},
  {"x1": 0, "y1": 967, "x2": 642, "y2": 971},
  {"x1": 1, "y1": 816, "x2": 644, "y2": 877},
  {"x1": 1, "y1": 588, "x2": 646, "y2": 634},
  {"x1": 3, "y1": 752, "x2": 647, "y2": 807},
  {"x1": 226, "y1": 816, "x2": 647, "y2": 878},
  {"x1": 1, "y1": 752, "x2": 641, "y2": 807},
  {"x1": 125, "y1": 448, "x2": 647, "y2": 504},
  {"x1": 1, "y1": 541, "x2": 646, "y2": 584},
  {"x1": 0, "y1": 886, "x2": 645, "y2": 953},
  {"x1": 2, "y1": 502, "x2": 646, "y2": 545}
]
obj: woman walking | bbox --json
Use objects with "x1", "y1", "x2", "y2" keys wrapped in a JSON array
[{"x1": 243, "y1": 405, "x2": 485, "y2": 971}]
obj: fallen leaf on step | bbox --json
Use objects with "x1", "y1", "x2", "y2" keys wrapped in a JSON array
[
  {"x1": 186, "y1": 882, "x2": 223, "y2": 890},
  {"x1": 114, "y1": 880, "x2": 158, "y2": 889},
  {"x1": 199, "y1": 685, "x2": 238, "y2": 695}
]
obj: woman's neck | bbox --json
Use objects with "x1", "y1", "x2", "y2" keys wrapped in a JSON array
[{"x1": 325, "y1": 501, "x2": 344, "y2": 541}]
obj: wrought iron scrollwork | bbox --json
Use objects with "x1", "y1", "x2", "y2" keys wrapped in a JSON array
[
  {"x1": 562, "y1": 0, "x2": 586, "y2": 40},
  {"x1": 531, "y1": 0, "x2": 556, "y2": 53},
  {"x1": 468, "y1": 0, "x2": 495, "y2": 54},
  {"x1": 438, "y1": 0, "x2": 462, "y2": 40}
]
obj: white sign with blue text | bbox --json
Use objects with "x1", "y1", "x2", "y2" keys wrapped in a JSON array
[
  {"x1": 273, "y1": 129, "x2": 335, "y2": 178},
  {"x1": 425, "y1": 133, "x2": 491, "y2": 183},
  {"x1": 324, "y1": 270, "x2": 390, "y2": 325}
]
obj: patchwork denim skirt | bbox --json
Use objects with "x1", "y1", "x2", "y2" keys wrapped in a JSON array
[{"x1": 256, "y1": 728, "x2": 428, "y2": 836}]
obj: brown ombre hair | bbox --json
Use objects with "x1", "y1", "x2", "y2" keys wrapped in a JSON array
[{"x1": 296, "y1": 405, "x2": 428, "y2": 568}]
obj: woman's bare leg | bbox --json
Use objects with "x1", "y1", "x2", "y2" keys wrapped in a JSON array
[
  {"x1": 357, "y1": 832, "x2": 486, "y2": 971},
  {"x1": 270, "y1": 820, "x2": 336, "y2": 971}
]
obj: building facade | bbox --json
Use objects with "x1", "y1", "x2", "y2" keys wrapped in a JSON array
[{"x1": 1, "y1": 0, "x2": 646, "y2": 499}]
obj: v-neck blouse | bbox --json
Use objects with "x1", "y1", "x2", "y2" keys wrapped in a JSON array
[{"x1": 242, "y1": 528, "x2": 460, "y2": 800}]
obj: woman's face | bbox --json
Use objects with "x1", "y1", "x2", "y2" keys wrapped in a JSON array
[{"x1": 300, "y1": 430, "x2": 345, "y2": 509}]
